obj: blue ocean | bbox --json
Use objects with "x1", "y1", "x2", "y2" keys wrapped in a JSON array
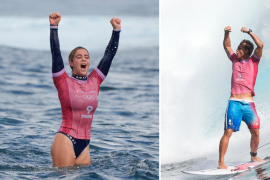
[
  {"x1": 0, "y1": 0, "x2": 159, "y2": 179},
  {"x1": 161, "y1": 0, "x2": 270, "y2": 179}
]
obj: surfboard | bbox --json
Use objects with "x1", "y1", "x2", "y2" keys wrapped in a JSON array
[{"x1": 182, "y1": 157, "x2": 270, "y2": 176}]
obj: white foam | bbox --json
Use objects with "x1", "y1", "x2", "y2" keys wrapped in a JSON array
[{"x1": 0, "y1": 15, "x2": 158, "y2": 51}]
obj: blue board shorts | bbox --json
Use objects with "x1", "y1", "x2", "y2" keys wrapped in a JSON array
[{"x1": 224, "y1": 99, "x2": 260, "y2": 132}]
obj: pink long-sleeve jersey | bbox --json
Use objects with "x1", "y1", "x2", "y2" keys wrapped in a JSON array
[{"x1": 53, "y1": 67, "x2": 105, "y2": 140}]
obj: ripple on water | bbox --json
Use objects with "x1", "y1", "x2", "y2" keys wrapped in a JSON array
[
  {"x1": 8, "y1": 90, "x2": 34, "y2": 95},
  {"x1": 100, "y1": 86, "x2": 117, "y2": 91},
  {"x1": 0, "y1": 117, "x2": 25, "y2": 125}
]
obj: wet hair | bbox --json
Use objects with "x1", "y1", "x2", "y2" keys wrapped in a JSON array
[
  {"x1": 240, "y1": 39, "x2": 254, "y2": 56},
  {"x1": 68, "y1": 46, "x2": 89, "y2": 70}
]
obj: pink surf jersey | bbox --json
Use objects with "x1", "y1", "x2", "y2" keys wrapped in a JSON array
[
  {"x1": 229, "y1": 52, "x2": 260, "y2": 96},
  {"x1": 53, "y1": 67, "x2": 105, "y2": 140}
]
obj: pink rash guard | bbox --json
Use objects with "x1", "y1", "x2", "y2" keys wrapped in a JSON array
[
  {"x1": 50, "y1": 25, "x2": 120, "y2": 140},
  {"x1": 50, "y1": 26, "x2": 120, "y2": 140},
  {"x1": 229, "y1": 52, "x2": 260, "y2": 96},
  {"x1": 53, "y1": 68, "x2": 105, "y2": 140}
]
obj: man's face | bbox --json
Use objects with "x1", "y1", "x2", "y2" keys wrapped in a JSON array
[{"x1": 236, "y1": 43, "x2": 248, "y2": 59}]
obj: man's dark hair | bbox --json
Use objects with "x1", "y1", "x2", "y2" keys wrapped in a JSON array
[{"x1": 240, "y1": 39, "x2": 254, "y2": 56}]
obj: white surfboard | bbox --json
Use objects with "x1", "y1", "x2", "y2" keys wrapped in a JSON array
[{"x1": 182, "y1": 157, "x2": 270, "y2": 176}]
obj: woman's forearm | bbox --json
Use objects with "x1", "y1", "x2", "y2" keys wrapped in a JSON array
[
  {"x1": 97, "y1": 30, "x2": 120, "y2": 76},
  {"x1": 50, "y1": 26, "x2": 65, "y2": 73}
]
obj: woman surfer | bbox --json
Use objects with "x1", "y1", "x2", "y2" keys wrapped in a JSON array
[{"x1": 49, "y1": 12, "x2": 121, "y2": 167}]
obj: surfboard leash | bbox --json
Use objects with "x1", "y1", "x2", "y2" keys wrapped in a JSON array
[{"x1": 258, "y1": 142, "x2": 270, "y2": 149}]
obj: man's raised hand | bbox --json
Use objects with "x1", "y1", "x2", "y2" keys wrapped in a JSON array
[
  {"x1": 49, "y1": 12, "x2": 61, "y2": 25},
  {"x1": 241, "y1": 27, "x2": 249, "y2": 33},
  {"x1": 224, "y1": 26, "x2": 231, "y2": 33},
  {"x1": 110, "y1": 17, "x2": 121, "y2": 30}
]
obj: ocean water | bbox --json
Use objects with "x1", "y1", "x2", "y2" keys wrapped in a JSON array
[
  {"x1": 161, "y1": 0, "x2": 270, "y2": 179},
  {"x1": 0, "y1": 0, "x2": 159, "y2": 179}
]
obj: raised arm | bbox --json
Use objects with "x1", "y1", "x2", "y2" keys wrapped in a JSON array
[
  {"x1": 49, "y1": 12, "x2": 64, "y2": 74},
  {"x1": 223, "y1": 26, "x2": 234, "y2": 58},
  {"x1": 241, "y1": 27, "x2": 264, "y2": 58},
  {"x1": 97, "y1": 17, "x2": 121, "y2": 77}
]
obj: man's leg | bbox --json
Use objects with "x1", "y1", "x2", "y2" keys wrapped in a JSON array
[
  {"x1": 218, "y1": 129, "x2": 234, "y2": 169},
  {"x1": 249, "y1": 128, "x2": 265, "y2": 162}
]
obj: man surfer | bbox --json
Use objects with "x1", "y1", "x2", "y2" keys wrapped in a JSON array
[{"x1": 218, "y1": 26, "x2": 264, "y2": 169}]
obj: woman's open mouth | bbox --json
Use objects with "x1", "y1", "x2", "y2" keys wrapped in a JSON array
[{"x1": 81, "y1": 63, "x2": 86, "y2": 69}]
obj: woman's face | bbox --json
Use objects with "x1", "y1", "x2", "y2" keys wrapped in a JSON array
[{"x1": 69, "y1": 49, "x2": 90, "y2": 77}]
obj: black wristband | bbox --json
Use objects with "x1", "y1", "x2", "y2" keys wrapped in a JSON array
[
  {"x1": 247, "y1": 29, "x2": 252, "y2": 34},
  {"x1": 250, "y1": 151, "x2": 257, "y2": 157}
]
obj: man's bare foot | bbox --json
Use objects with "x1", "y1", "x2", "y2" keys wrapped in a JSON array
[
  {"x1": 251, "y1": 156, "x2": 265, "y2": 162},
  {"x1": 218, "y1": 161, "x2": 228, "y2": 169}
]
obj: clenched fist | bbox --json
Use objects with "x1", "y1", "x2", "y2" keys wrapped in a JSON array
[
  {"x1": 224, "y1": 26, "x2": 231, "y2": 33},
  {"x1": 49, "y1": 12, "x2": 61, "y2": 25},
  {"x1": 241, "y1": 27, "x2": 249, "y2": 33},
  {"x1": 110, "y1": 17, "x2": 121, "y2": 30}
]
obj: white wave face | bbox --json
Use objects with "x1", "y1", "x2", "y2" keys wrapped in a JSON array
[
  {"x1": 161, "y1": 0, "x2": 270, "y2": 164},
  {"x1": 0, "y1": 15, "x2": 158, "y2": 51}
]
